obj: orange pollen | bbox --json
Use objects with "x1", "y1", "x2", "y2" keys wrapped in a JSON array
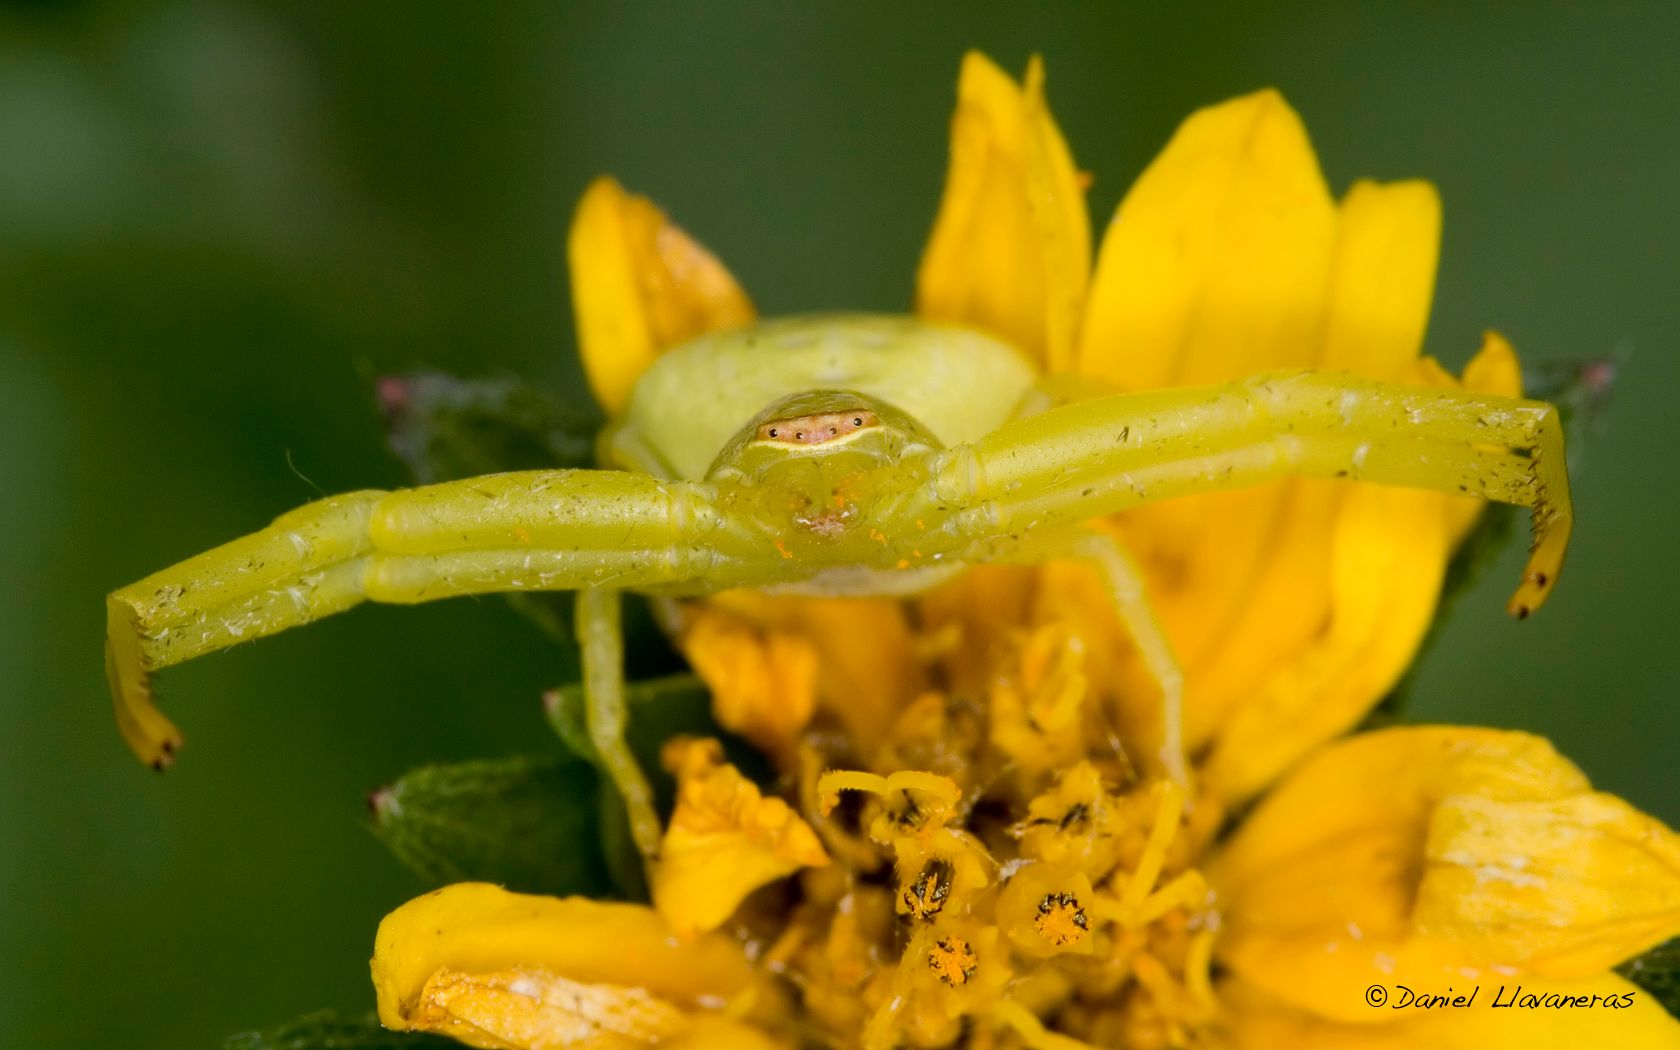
[
  {"x1": 1035, "y1": 892, "x2": 1090, "y2": 947},
  {"x1": 757, "y1": 410, "x2": 879, "y2": 445},
  {"x1": 927, "y1": 936, "x2": 977, "y2": 987}
]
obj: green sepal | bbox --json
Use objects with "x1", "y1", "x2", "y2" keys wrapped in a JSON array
[
  {"x1": 1616, "y1": 937, "x2": 1680, "y2": 1018},
  {"x1": 368, "y1": 754, "x2": 611, "y2": 897},
  {"x1": 223, "y1": 1010, "x2": 455, "y2": 1049}
]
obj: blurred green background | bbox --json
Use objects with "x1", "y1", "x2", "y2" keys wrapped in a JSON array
[{"x1": 3, "y1": 2, "x2": 1678, "y2": 1046}]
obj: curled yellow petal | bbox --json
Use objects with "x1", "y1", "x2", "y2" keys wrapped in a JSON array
[
  {"x1": 371, "y1": 883, "x2": 756, "y2": 1036},
  {"x1": 1211, "y1": 727, "x2": 1680, "y2": 1023},
  {"x1": 567, "y1": 176, "x2": 754, "y2": 414},
  {"x1": 682, "y1": 592, "x2": 924, "y2": 754},
  {"x1": 916, "y1": 51, "x2": 1090, "y2": 370},
  {"x1": 653, "y1": 738, "x2": 829, "y2": 936}
]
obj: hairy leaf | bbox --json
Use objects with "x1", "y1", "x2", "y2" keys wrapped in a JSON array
[{"x1": 369, "y1": 754, "x2": 610, "y2": 896}]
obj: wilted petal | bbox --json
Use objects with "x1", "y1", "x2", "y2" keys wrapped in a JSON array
[
  {"x1": 567, "y1": 176, "x2": 754, "y2": 414},
  {"x1": 915, "y1": 51, "x2": 1090, "y2": 371},
  {"x1": 371, "y1": 883, "x2": 757, "y2": 1040},
  {"x1": 654, "y1": 738, "x2": 829, "y2": 936},
  {"x1": 406, "y1": 966, "x2": 686, "y2": 1050}
]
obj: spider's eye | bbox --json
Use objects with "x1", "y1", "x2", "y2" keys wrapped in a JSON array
[
  {"x1": 795, "y1": 432, "x2": 805, "y2": 440},
  {"x1": 853, "y1": 417, "x2": 864, "y2": 427},
  {"x1": 768, "y1": 428, "x2": 778, "y2": 437},
  {"x1": 829, "y1": 426, "x2": 838, "y2": 435}
]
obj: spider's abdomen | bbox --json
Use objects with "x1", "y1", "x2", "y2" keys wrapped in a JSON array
[{"x1": 619, "y1": 313, "x2": 1038, "y2": 480}]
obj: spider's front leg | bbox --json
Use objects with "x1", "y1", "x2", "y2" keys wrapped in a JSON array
[
  {"x1": 923, "y1": 370, "x2": 1572, "y2": 617},
  {"x1": 106, "y1": 469, "x2": 748, "y2": 772}
]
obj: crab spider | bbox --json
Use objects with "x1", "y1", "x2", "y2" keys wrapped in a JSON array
[{"x1": 107, "y1": 315, "x2": 1570, "y2": 858}]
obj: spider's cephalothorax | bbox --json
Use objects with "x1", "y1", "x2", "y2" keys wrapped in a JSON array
[{"x1": 107, "y1": 313, "x2": 1572, "y2": 856}]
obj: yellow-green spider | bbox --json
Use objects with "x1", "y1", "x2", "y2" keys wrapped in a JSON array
[{"x1": 107, "y1": 313, "x2": 1570, "y2": 860}]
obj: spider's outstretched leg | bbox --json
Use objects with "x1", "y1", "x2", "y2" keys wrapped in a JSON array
[
  {"x1": 107, "y1": 470, "x2": 740, "y2": 769},
  {"x1": 575, "y1": 588, "x2": 662, "y2": 861},
  {"x1": 991, "y1": 528, "x2": 1187, "y2": 786},
  {"x1": 921, "y1": 370, "x2": 1572, "y2": 617}
]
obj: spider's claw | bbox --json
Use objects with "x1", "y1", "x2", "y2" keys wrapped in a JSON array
[
  {"x1": 107, "y1": 596, "x2": 186, "y2": 770},
  {"x1": 1505, "y1": 519, "x2": 1569, "y2": 620}
]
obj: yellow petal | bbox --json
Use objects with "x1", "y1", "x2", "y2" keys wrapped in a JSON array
[
  {"x1": 653, "y1": 738, "x2": 829, "y2": 936},
  {"x1": 1076, "y1": 91, "x2": 1339, "y2": 752},
  {"x1": 1181, "y1": 177, "x2": 1439, "y2": 745},
  {"x1": 1078, "y1": 88, "x2": 1336, "y2": 389},
  {"x1": 1198, "y1": 481, "x2": 1449, "y2": 801},
  {"x1": 915, "y1": 52, "x2": 1090, "y2": 371},
  {"x1": 1417, "y1": 790, "x2": 1680, "y2": 975},
  {"x1": 567, "y1": 176, "x2": 755, "y2": 414},
  {"x1": 371, "y1": 883, "x2": 756, "y2": 1033},
  {"x1": 1211, "y1": 727, "x2": 1680, "y2": 1023},
  {"x1": 683, "y1": 592, "x2": 924, "y2": 753},
  {"x1": 1319, "y1": 180, "x2": 1442, "y2": 381},
  {"x1": 1221, "y1": 972, "x2": 1680, "y2": 1049}
]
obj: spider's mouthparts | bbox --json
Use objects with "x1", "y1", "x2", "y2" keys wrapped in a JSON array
[{"x1": 793, "y1": 503, "x2": 859, "y2": 539}]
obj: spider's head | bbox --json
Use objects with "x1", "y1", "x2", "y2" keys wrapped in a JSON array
[{"x1": 707, "y1": 390, "x2": 941, "y2": 544}]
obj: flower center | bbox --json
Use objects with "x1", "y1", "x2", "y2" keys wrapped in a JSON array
[{"x1": 787, "y1": 766, "x2": 1221, "y2": 1050}]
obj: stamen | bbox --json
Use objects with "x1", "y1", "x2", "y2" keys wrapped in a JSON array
[
  {"x1": 1184, "y1": 926, "x2": 1219, "y2": 1015},
  {"x1": 1034, "y1": 892, "x2": 1090, "y2": 948},
  {"x1": 927, "y1": 936, "x2": 977, "y2": 987},
  {"x1": 817, "y1": 770, "x2": 893, "y2": 813},
  {"x1": 1121, "y1": 780, "x2": 1184, "y2": 909},
  {"x1": 1131, "y1": 869, "x2": 1208, "y2": 926},
  {"x1": 902, "y1": 859, "x2": 953, "y2": 922}
]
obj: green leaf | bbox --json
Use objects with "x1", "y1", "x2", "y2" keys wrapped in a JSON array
[
  {"x1": 368, "y1": 754, "x2": 611, "y2": 896},
  {"x1": 375, "y1": 371, "x2": 599, "y2": 484},
  {"x1": 1617, "y1": 937, "x2": 1680, "y2": 1018},
  {"x1": 223, "y1": 1010, "x2": 455, "y2": 1049}
]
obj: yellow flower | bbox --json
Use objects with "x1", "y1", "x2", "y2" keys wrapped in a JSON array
[{"x1": 369, "y1": 51, "x2": 1680, "y2": 1050}]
